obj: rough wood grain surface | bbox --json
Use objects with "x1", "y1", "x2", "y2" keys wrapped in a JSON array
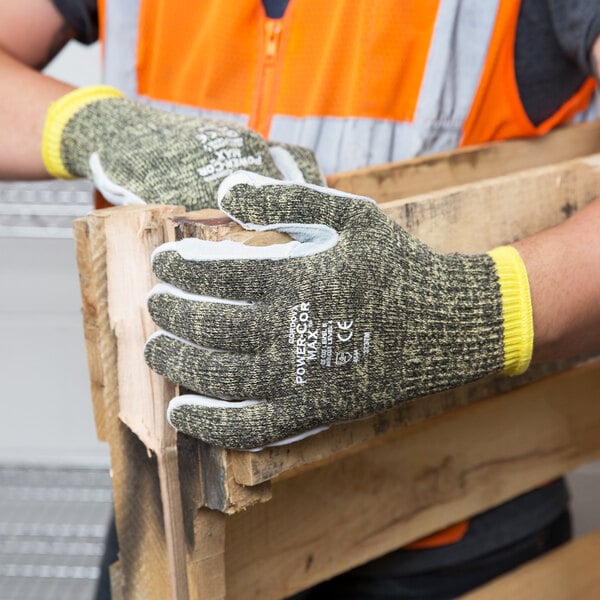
[
  {"x1": 380, "y1": 154, "x2": 600, "y2": 253},
  {"x1": 74, "y1": 125, "x2": 600, "y2": 598},
  {"x1": 220, "y1": 359, "x2": 600, "y2": 599},
  {"x1": 109, "y1": 421, "x2": 172, "y2": 599},
  {"x1": 328, "y1": 120, "x2": 600, "y2": 203},
  {"x1": 74, "y1": 205, "x2": 190, "y2": 600},
  {"x1": 73, "y1": 216, "x2": 118, "y2": 442}
]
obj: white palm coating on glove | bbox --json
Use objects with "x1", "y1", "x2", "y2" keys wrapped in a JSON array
[
  {"x1": 145, "y1": 170, "x2": 508, "y2": 450},
  {"x1": 149, "y1": 172, "x2": 373, "y2": 449}
]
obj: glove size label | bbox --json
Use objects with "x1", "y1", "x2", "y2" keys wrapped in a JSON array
[
  {"x1": 195, "y1": 124, "x2": 264, "y2": 182},
  {"x1": 288, "y1": 303, "x2": 370, "y2": 384}
]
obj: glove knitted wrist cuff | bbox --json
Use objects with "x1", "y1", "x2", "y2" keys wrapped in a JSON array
[
  {"x1": 42, "y1": 85, "x2": 123, "y2": 179},
  {"x1": 488, "y1": 245, "x2": 534, "y2": 376}
]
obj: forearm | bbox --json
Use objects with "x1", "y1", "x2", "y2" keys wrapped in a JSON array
[
  {"x1": 513, "y1": 197, "x2": 600, "y2": 363},
  {"x1": 0, "y1": 0, "x2": 76, "y2": 179},
  {"x1": 0, "y1": 50, "x2": 73, "y2": 179},
  {"x1": 592, "y1": 34, "x2": 600, "y2": 79}
]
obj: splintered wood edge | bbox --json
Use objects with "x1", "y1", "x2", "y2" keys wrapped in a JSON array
[
  {"x1": 174, "y1": 209, "x2": 293, "y2": 246},
  {"x1": 173, "y1": 209, "x2": 275, "y2": 511},
  {"x1": 76, "y1": 205, "x2": 192, "y2": 598}
]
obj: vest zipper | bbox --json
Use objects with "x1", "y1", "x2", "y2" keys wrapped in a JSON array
[{"x1": 249, "y1": 18, "x2": 283, "y2": 137}]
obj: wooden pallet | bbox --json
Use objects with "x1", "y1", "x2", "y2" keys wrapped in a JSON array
[{"x1": 74, "y1": 122, "x2": 600, "y2": 599}]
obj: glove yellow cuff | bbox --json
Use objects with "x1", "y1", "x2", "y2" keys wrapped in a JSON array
[
  {"x1": 42, "y1": 85, "x2": 123, "y2": 179},
  {"x1": 488, "y1": 245, "x2": 533, "y2": 376}
]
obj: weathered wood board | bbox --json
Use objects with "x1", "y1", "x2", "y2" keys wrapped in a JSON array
[
  {"x1": 74, "y1": 206, "x2": 191, "y2": 600},
  {"x1": 328, "y1": 120, "x2": 600, "y2": 202},
  {"x1": 100, "y1": 355, "x2": 600, "y2": 600},
  {"x1": 212, "y1": 359, "x2": 600, "y2": 599},
  {"x1": 73, "y1": 124, "x2": 600, "y2": 599}
]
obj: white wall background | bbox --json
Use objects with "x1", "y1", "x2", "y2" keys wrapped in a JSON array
[
  {"x1": 0, "y1": 41, "x2": 104, "y2": 465},
  {"x1": 44, "y1": 40, "x2": 101, "y2": 87}
]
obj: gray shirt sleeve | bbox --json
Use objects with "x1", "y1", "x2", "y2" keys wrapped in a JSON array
[
  {"x1": 515, "y1": 0, "x2": 599, "y2": 125},
  {"x1": 51, "y1": 0, "x2": 98, "y2": 45},
  {"x1": 550, "y1": 0, "x2": 600, "y2": 77}
]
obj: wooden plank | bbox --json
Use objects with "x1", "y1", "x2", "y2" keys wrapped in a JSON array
[
  {"x1": 101, "y1": 357, "x2": 600, "y2": 599},
  {"x1": 461, "y1": 529, "x2": 600, "y2": 600},
  {"x1": 220, "y1": 359, "x2": 600, "y2": 599},
  {"x1": 101, "y1": 205, "x2": 182, "y2": 448},
  {"x1": 107, "y1": 420, "x2": 173, "y2": 600},
  {"x1": 381, "y1": 153, "x2": 600, "y2": 253},
  {"x1": 109, "y1": 562, "x2": 125, "y2": 600},
  {"x1": 327, "y1": 120, "x2": 600, "y2": 202},
  {"x1": 230, "y1": 358, "x2": 586, "y2": 485},
  {"x1": 188, "y1": 509, "x2": 228, "y2": 600},
  {"x1": 197, "y1": 442, "x2": 271, "y2": 513},
  {"x1": 232, "y1": 153, "x2": 600, "y2": 486},
  {"x1": 74, "y1": 205, "x2": 184, "y2": 449},
  {"x1": 74, "y1": 216, "x2": 118, "y2": 442},
  {"x1": 75, "y1": 205, "x2": 191, "y2": 600},
  {"x1": 103, "y1": 410, "x2": 229, "y2": 600}
]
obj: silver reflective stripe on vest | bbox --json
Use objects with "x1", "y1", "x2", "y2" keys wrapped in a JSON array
[
  {"x1": 412, "y1": 0, "x2": 499, "y2": 156},
  {"x1": 102, "y1": 0, "x2": 141, "y2": 97},
  {"x1": 271, "y1": 0, "x2": 500, "y2": 173},
  {"x1": 572, "y1": 90, "x2": 600, "y2": 123},
  {"x1": 102, "y1": 1, "x2": 500, "y2": 174},
  {"x1": 269, "y1": 116, "x2": 415, "y2": 175}
]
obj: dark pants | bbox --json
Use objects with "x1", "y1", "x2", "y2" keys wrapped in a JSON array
[
  {"x1": 95, "y1": 514, "x2": 119, "y2": 600},
  {"x1": 289, "y1": 510, "x2": 572, "y2": 600},
  {"x1": 96, "y1": 509, "x2": 570, "y2": 600}
]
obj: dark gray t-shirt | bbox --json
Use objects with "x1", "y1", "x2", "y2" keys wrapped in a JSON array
[
  {"x1": 52, "y1": 0, "x2": 97, "y2": 45},
  {"x1": 516, "y1": 0, "x2": 600, "y2": 124}
]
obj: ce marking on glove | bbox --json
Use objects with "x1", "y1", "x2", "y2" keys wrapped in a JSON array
[{"x1": 336, "y1": 320, "x2": 354, "y2": 343}]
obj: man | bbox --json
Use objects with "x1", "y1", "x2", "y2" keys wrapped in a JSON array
[{"x1": 1, "y1": 1, "x2": 599, "y2": 598}]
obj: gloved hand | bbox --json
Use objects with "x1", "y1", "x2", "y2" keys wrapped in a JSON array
[
  {"x1": 41, "y1": 86, "x2": 324, "y2": 210},
  {"x1": 144, "y1": 172, "x2": 534, "y2": 450}
]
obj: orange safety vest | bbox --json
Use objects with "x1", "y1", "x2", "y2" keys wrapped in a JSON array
[
  {"x1": 98, "y1": 0, "x2": 597, "y2": 175},
  {"x1": 96, "y1": 0, "x2": 596, "y2": 547}
]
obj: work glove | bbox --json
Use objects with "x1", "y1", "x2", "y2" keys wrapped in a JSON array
[
  {"x1": 41, "y1": 86, "x2": 324, "y2": 210},
  {"x1": 144, "y1": 172, "x2": 534, "y2": 450}
]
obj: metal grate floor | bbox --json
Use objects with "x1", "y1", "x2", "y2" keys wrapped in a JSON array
[
  {"x1": 0, "y1": 179, "x2": 94, "y2": 239},
  {"x1": 0, "y1": 464, "x2": 113, "y2": 600}
]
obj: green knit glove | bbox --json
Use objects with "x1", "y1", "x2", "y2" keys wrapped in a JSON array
[
  {"x1": 41, "y1": 86, "x2": 324, "y2": 210},
  {"x1": 144, "y1": 172, "x2": 533, "y2": 449}
]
